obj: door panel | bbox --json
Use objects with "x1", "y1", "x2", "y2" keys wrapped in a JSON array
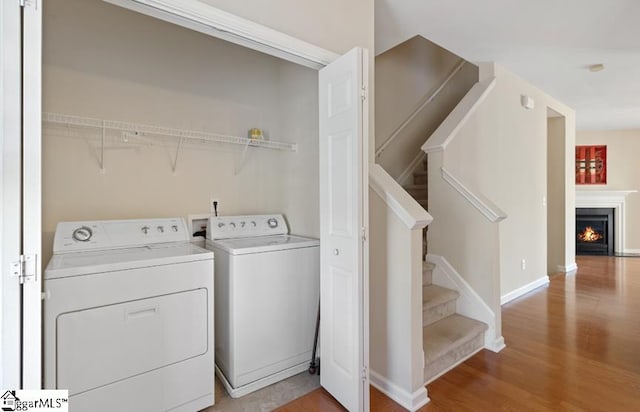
[
  {"x1": 0, "y1": 0, "x2": 23, "y2": 389},
  {"x1": 22, "y1": 0, "x2": 42, "y2": 389},
  {"x1": 319, "y1": 47, "x2": 369, "y2": 411}
]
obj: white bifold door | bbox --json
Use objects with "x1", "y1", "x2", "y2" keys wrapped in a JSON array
[
  {"x1": 0, "y1": 0, "x2": 42, "y2": 389},
  {"x1": 319, "y1": 47, "x2": 369, "y2": 411}
]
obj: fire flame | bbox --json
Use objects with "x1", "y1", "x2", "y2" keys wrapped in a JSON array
[{"x1": 578, "y1": 226, "x2": 603, "y2": 242}]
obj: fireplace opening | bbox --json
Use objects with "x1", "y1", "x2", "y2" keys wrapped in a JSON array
[{"x1": 576, "y1": 208, "x2": 614, "y2": 256}]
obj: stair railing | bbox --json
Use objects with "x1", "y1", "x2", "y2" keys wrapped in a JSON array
[{"x1": 375, "y1": 59, "x2": 466, "y2": 159}]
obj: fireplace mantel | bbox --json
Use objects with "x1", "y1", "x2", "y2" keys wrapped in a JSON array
[{"x1": 576, "y1": 190, "x2": 638, "y2": 253}]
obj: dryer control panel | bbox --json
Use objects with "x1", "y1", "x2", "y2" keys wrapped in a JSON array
[
  {"x1": 207, "y1": 214, "x2": 288, "y2": 240},
  {"x1": 53, "y1": 218, "x2": 189, "y2": 254}
]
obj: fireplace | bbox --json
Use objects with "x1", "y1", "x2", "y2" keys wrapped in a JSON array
[{"x1": 576, "y1": 208, "x2": 614, "y2": 256}]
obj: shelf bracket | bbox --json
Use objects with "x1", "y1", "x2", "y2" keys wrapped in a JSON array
[
  {"x1": 234, "y1": 139, "x2": 251, "y2": 175},
  {"x1": 172, "y1": 136, "x2": 183, "y2": 174},
  {"x1": 99, "y1": 121, "x2": 106, "y2": 173}
]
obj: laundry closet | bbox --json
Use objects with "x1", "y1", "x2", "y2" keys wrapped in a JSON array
[
  {"x1": 33, "y1": 0, "x2": 370, "y2": 410},
  {"x1": 42, "y1": 0, "x2": 322, "y2": 406},
  {"x1": 42, "y1": 0, "x2": 321, "y2": 264}
]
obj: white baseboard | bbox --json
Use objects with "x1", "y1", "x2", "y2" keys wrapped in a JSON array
[
  {"x1": 426, "y1": 254, "x2": 503, "y2": 353},
  {"x1": 556, "y1": 263, "x2": 577, "y2": 273},
  {"x1": 501, "y1": 276, "x2": 549, "y2": 305},
  {"x1": 397, "y1": 151, "x2": 427, "y2": 186},
  {"x1": 486, "y1": 336, "x2": 505, "y2": 353},
  {"x1": 624, "y1": 249, "x2": 640, "y2": 254},
  {"x1": 370, "y1": 370, "x2": 429, "y2": 411}
]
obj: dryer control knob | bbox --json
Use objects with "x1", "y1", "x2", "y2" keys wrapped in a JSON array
[
  {"x1": 72, "y1": 226, "x2": 93, "y2": 242},
  {"x1": 267, "y1": 218, "x2": 278, "y2": 229},
  {"x1": 171, "y1": 225, "x2": 178, "y2": 232},
  {"x1": 157, "y1": 226, "x2": 164, "y2": 233},
  {"x1": 141, "y1": 226, "x2": 150, "y2": 235}
]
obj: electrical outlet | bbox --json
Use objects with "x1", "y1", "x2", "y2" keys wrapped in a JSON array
[
  {"x1": 521, "y1": 259, "x2": 526, "y2": 271},
  {"x1": 210, "y1": 198, "x2": 220, "y2": 216}
]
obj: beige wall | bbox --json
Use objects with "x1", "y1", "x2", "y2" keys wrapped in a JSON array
[
  {"x1": 431, "y1": 63, "x2": 575, "y2": 298},
  {"x1": 42, "y1": 0, "x2": 321, "y2": 264},
  {"x1": 369, "y1": 189, "x2": 425, "y2": 400},
  {"x1": 576, "y1": 129, "x2": 640, "y2": 251},
  {"x1": 547, "y1": 116, "x2": 566, "y2": 274},
  {"x1": 200, "y1": 0, "x2": 376, "y2": 161},
  {"x1": 374, "y1": 36, "x2": 477, "y2": 179},
  {"x1": 200, "y1": 0, "x2": 373, "y2": 55}
]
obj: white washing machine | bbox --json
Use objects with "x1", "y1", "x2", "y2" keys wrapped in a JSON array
[
  {"x1": 205, "y1": 214, "x2": 319, "y2": 398},
  {"x1": 44, "y1": 218, "x2": 214, "y2": 412}
]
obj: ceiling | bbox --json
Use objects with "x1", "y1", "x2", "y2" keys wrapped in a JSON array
[{"x1": 375, "y1": 0, "x2": 640, "y2": 131}]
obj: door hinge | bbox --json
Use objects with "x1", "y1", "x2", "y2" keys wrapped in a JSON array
[
  {"x1": 360, "y1": 86, "x2": 367, "y2": 101},
  {"x1": 10, "y1": 254, "x2": 37, "y2": 284},
  {"x1": 360, "y1": 366, "x2": 368, "y2": 381},
  {"x1": 361, "y1": 227, "x2": 367, "y2": 242}
]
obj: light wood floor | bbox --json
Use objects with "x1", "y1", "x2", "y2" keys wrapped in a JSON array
[{"x1": 276, "y1": 256, "x2": 640, "y2": 411}]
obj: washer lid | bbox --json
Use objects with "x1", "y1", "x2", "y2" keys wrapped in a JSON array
[
  {"x1": 45, "y1": 243, "x2": 213, "y2": 280},
  {"x1": 207, "y1": 235, "x2": 319, "y2": 255}
]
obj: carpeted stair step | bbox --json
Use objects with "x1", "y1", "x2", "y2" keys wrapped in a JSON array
[
  {"x1": 423, "y1": 261, "x2": 435, "y2": 285},
  {"x1": 413, "y1": 170, "x2": 427, "y2": 185},
  {"x1": 423, "y1": 285, "x2": 459, "y2": 326},
  {"x1": 423, "y1": 314, "x2": 487, "y2": 383}
]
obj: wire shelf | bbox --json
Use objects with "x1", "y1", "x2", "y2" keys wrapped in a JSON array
[
  {"x1": 42, "y1": 112, "x2": 297, "y2": 173},
  {"x1": 42, "y1": 112, "x2": 297, "y2": 152}
]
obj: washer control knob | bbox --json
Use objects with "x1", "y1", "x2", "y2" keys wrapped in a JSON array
[
  {"x1": 157, "y1": 226, "x2": 164, "y2": 233},
  {"x1": 240, "y1": 221, "x2": 246, "y2": 228},
  {"x1": 218, "y1": 223, "x2": 225, "y2": 228},
  {"x1": 334, "y1": 248, "x2": 340, "y2": 256},
  {"x1": 72, "y1": 226, "x2": 93, "y2": 242},
  {"x1": 229, "y1": 222, "x2": 236, "y2": 229},
  {"x1": 251, "y1": 221, "x2": 257, "y2": 227},
  {"x1": 267, "y1": 218, "x2": 278, "y2": 229},
  {"x1": 171, "y1": 225, "x2": 178, "y2": 232},
  {"x1": 141, "y1": 226, "x2": 150, "y2": 235}
]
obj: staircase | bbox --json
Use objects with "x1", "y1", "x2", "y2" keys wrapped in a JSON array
[
  {"x1": 421, "y1": 262, "x2": 487, "y2": 383},
  {"x1": 404, "y1": 161, "x2": 487, "y2": 384},
  {"x1": 403, "y1": 157, "x2": 429, "y2": 259}
]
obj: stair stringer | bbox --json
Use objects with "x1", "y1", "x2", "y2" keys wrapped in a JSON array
[{"x1": 426, "y1": 254, "x2": 506, "y2": 353}]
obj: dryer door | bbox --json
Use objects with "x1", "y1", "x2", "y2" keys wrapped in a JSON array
[{"x1": 56, "y1": 288, "x2": 207, "y2": 395}]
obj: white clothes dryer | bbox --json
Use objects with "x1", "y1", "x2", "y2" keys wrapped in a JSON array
[
  {"x1": 44, "y1": 218, "x2": 214, "y2": 412},
  {"x1": 205, "y1": 215, "x2": 319, "y2": 398}
]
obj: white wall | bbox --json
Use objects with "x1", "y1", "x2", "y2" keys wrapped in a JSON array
[
  {"x1": 576, "y1": 129, "x2": 640, "y2": 251},
  {"x1": 431, "y1": 62, "x2": 575, "y2": 299},
  {"x1": 375, "y1": 36, "x2": 477, "y2": 179},
  {"x1": 42, "y1": 0, "x2": 319, "y2": 264}
]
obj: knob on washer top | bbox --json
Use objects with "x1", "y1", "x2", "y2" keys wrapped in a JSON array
[
  {"x1": 72, "y1": 226, "x2": 93, "y2": 242},
  {"x1": 267, "y1": 218, "x2": 278, "y2": 228}
]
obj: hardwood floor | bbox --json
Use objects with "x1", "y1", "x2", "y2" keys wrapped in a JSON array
[{"x1": 277, "y1": 256, "x2": 640, "y2": 411}]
